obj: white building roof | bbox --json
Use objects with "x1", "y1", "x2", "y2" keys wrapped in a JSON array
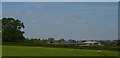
[{"x1": 83, "y1": 41, "x2": 98, "y2": 43}]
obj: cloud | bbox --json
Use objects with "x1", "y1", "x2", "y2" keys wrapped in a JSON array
[
  {"x1": 107, "y1": 23, "x2": 117, "y2": 28},
  {"x1": 95, "y1": 6, "x2": 117, "y2": 12},
  {"x1": 78, "y1": 19, "x2": 87, "y2": 23},
  {"x1": 30, "y1": 19, "x2": 37, "y2": 23},
  {"x1": 53, "y1": 19, "x2": 65, "y2": 25},
  {"x1": 15, "y1": 11, "x2": 22, "y2": 15},
  {"x1": 15, "y1": 10, "x2": 34, "y2": 15},
  {"x1": 34, "y1": 6, "x2": 43, "y2": 9},
  {"x1": 26, "y1": 10, "x2": 33, "y2": 15},
  {"x1": 52, "y1": 16, "x2": 88, "y2": 26}
]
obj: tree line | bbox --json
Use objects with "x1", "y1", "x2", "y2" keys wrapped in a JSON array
[{"x1": 2, "y1": 18, "x2": 120, "y2": 46}]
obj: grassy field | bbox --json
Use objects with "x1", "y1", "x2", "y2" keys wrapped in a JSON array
[
  {"x1": 0, "y1": 45, "x2": 2, "y2": 57},
  {"x1": 2, "y1": 46, "x2": 118, "y2": 56}
]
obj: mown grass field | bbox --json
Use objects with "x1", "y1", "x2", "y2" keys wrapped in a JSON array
[{"x1": 2, "y1": 46, "x2": 118, "y2": 56}]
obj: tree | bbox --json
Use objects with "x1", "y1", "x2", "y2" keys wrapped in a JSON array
[
  {"x1": 2, "y1": 18, "x2": 25, "y2": 42},
  {"x1": 69, "y1": 39, "x2": 76, "y2": 43},
  {"x1": 41, "y1": 39, "x2": 47, "y2": 44},
  {"x1": 58, "y1": 38, "x2": 65, "y2": 42},
  {"x1": 48, "y1": 38, "x2": 55, "y2": 41},
  {"x1": 48, "y1": 38, "x2": 55, "y2": 43},
  {"x1": 111, "y1": 40, "x2": 120, "y2": 46}
]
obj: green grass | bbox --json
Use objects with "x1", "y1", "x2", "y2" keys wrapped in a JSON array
[
  {"x1": 0, "y1": 45, "x2": 2, "y2": 57},
  {"x1": 2, "y1": 46, "x2": 118, "y2": 56}
]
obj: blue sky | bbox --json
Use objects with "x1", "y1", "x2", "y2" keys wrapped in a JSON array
[
  {"x1": 1, "y1": 0, "x2": 120, "y2": 2},
  {"x1": 3, "y1": 2, "x2": 118, "y2": 40},
  {"x1": 0, "y1": 2, "x2": 1, "y2": 19}
]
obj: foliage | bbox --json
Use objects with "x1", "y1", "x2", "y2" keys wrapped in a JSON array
[
  {"x1": 47, "y1": 38, "x2": 55, "y2": 43},
  {"x1": 3, "y1": 42, "x2": 119, "y2": 51},
  {"x1": 2, "y1": 17, "x2": 119, "y2": 51},
  {"x1": 2, "y1": 18, "x2": 25, "y2": 42},
  {"x1": 58, "y1": 38, "x2": 65, "y2": 43}
]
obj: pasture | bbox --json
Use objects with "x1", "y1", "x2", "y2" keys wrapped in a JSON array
[{"x1": 2, "y1": 46, "x2": 118, "y2": 56}]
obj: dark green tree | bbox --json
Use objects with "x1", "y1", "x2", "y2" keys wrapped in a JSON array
[
  {"x1": 58, "y1": 38, "x2": 65, "y2": 43},
  {"x1": 2, "y1": 18, "x2": 25, "y2": 42},
  {"x1": 69, "y1": 39, "x2": 76, "y2": 43},
  {"x1": 48, "y1": 38, "x2": 55, "y2": 43},
  {"x1": 48, "y1": 38, "x2": 55, "y2": 41}
]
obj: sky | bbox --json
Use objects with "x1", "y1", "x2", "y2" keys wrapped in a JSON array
[
  {"x1": 1, "y1": 0, "x2": 120, "y2": 2},
  {"x1": 0, "y1": 2, "x2": 1, "y2": 19},
  {"x1": 2, "y1": 2, "x2": 118, "y2": 40}
]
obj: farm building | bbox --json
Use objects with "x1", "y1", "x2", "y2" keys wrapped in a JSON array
[
  {"x1": 47, "y1": 40, "x2": 101, "y2": 46},
  {"x1": 83, "y1": 41, "x2": 101, "y2": 46}
]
